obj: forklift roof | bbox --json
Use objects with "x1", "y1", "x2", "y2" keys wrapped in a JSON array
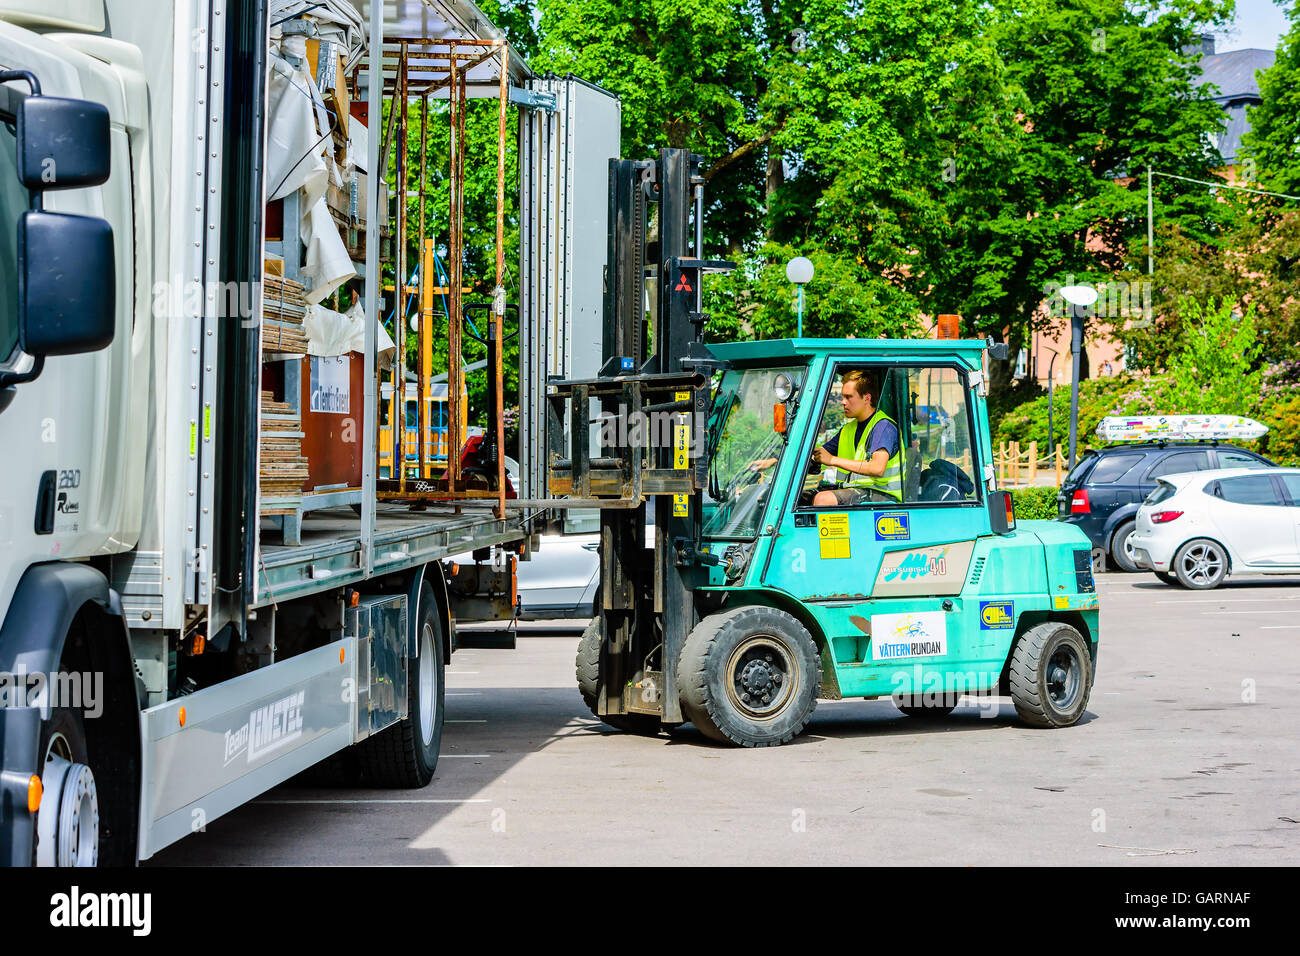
[{"x1": 707, "y1": 338, "x2": 987, "y2": 369}]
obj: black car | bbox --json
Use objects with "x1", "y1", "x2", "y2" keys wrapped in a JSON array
[{"x1": 1057, "y1": 442, "x2": 1274, "y2": 571}]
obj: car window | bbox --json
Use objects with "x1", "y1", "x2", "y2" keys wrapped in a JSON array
[
  {"x1": 1086, "y1": 453, "x2": 1142, "y2": 484},
  {"x1": 1217, "y1": 450, "x2": 1268, "y2": 470},
  {"x1": 1064, "y1": 453, "x2": 1096, "y2": 485},
  {"x1": 1145, "y1": 482, "x2": 1177, "y2": 505},
  {"x1": 1147, "y1": 450, "x2": 1210, "y2": 479},
  {"x1": 1281, "y1": 475, "x2": 1300, "y2": 505},
  {"x1": 1217, "y1": 475, "x2": 1283, "y2": 506}
]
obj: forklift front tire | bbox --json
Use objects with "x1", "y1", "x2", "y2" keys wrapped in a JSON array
[
  {"x1": 678, "y1": 606, "x2": 821, "y2": 747},
  {"x1": 575, "y1": 620, "x2": 661, "y2": 736},
  {"x1": 1009, "y1": 621, "x2": 1093, "y2": 728}
]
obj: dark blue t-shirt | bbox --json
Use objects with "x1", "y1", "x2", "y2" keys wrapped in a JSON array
[{"x1": 821, "y1": 418, "x2": 900, "y2": 461}]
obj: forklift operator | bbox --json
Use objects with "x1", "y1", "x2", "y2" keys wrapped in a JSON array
[{"x1": 811, "y1": 369, "x2": 902, "y2": 506}]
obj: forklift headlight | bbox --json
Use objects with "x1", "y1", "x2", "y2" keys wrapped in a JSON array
[{"x1": 774, "y1": 373, "x2": 794, "y2": 402}]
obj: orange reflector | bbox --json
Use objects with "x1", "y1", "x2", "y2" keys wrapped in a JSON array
[
  {"x1": 340, "y1": 647, "x2": 346, "y2": 664},
  {"x1": 773, "y1": 403, "x2": 786, "y2": 434},
  {"x1": 191, "y1": 633, "x2": 205, "y2": 656},
  {"x1": 178, "y1": 706, "x2": 187, "y2": 728},
  {"x1": 349, "y1": 590, "x2": 360, "y2": 607},
  {"x1": 448, "y1": 564, "x2": 459, "y2": 577},
  {"x1": 27, "y1": 775, "x2": 42, "y2": 813},
  {"x1": 1005, "y1": 495, "x2": 1016, "y2": 529}
]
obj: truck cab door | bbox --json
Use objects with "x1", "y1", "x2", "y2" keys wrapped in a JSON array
[{"x1": 760, "y1": 361, "x2": 995, "y2": 702}]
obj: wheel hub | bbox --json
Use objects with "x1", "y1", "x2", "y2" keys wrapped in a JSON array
[
  {"x1": 36, "y1": 747, "x2": 99, "y2": 867},
  {"x1": 726, "y1": 638, "x2": 795, "y2": 719}
]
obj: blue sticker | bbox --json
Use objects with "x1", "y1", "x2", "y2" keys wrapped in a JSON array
[
  {"x1": 980, "y1": 600, "x2": 1015, "y2": 630},
  {"x1": 875, "y1": 512, "x2": 910, "y2": 541}
]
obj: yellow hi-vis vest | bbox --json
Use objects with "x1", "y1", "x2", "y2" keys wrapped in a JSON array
[{"x1": 832, "y1": 409, "x2": 902, "y2": 500}]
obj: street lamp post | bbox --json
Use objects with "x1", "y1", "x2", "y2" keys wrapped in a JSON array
[
  {"x1": 1043, "y1": 347, "x2": 1059, "y2": 455},
  {"x1": 785, "y1": 257, "x2": 814, "y2": 337},
  {"x1": 1060, "y1": 285, "x2": 1098, "y2": 469}
]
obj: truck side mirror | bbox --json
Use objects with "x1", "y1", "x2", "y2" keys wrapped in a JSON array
[
  {"x1": 16, "y1": 94, "x2": 111, "y2": 191},
  {"x1": 18, "y1": 210, "x2": 116, "y2": 356}
]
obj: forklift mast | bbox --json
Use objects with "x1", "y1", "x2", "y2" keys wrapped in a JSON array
[{"x1": 546, "y1": 148, "x2": 732, "y2": 723}]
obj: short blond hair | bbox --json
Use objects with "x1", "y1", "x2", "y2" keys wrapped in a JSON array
[{"x1": 842, "y1": 369, "x2": 879, "y2": 405}]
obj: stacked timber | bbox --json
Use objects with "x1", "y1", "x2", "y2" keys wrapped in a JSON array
[
  {"x1": 262, "y1": 274, "x2": 310, "y2": 356},
  {"x1": 259, "y1": 391, "x2": 309, "y2": 512}
]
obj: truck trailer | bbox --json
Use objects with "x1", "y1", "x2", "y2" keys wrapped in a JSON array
[{"x1": 0, "y1": 0, "x2": 613, "y2": 864}]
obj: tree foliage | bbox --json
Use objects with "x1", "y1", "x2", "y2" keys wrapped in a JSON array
[{"x1": 1242, "y1": 2, "x2": 1300, "y2": 196}]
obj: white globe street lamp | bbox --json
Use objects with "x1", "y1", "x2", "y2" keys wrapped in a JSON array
[{"x1": 785, "y1": 257, "x2": 815, "y2": 337}]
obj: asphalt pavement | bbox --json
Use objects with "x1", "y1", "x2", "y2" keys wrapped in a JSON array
[{"x1": 151, "y1": 572, "x2": 1300, "y2": 866}]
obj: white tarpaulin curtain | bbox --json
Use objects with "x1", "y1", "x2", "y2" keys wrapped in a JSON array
[
  {"x1": 270, "y1": 0, "x2": 367, "y2": 70},
  {"x1": 266, "y1": 32, "x2": 356, "y2": 304},
  {"x1": 305, "y1": 302, "x2": 396, "y2": 369}
]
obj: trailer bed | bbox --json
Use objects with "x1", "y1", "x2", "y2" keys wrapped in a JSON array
[{"x1": 255, "y1": 504, "x2": 523, "y2": 606}]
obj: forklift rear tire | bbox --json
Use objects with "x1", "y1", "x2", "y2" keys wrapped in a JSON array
[
  {"x1": 895, "y1": 701, "x2": 959, "y2": 720},
  {"x1": 575, "y1": 619, "x2": 662, "y2": 736},
  {"x1": 677, "y1": 605, "x2": 821, "y2": 747},
  {"x1": 1009, "y1": 621, "x2": 1093, "y2": 728},
  {"x1": 1155, "y1": 571, "x2": 1180, "y2": 587}
]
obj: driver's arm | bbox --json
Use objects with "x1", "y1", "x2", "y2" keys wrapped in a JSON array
[{"x1": 812, "y1": 447, "x2": 889, "y2": 477}]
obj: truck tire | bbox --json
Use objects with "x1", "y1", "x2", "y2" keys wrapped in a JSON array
[
  {"x1": 1173, "y1": 538, "x2": 1228, "y2": 589},
  {"x1": 1109, "y1": 520, "x2": 1139, "y2": 572},
  {"x1": 1009, "y1": 621, "x2": 1093, "y2": 728},
  {"x1": 34, "y1": 707, "x2": 99, "y2": 866},
  {"x1": 357, "y1": 583, "x2": 444, "y2": 787},
  {"x1": 677, "y1": 605, "x2": 821, "y2": 747},
  {"x1": 575, "y1": 619, "x2": 661, "y2": 735}
]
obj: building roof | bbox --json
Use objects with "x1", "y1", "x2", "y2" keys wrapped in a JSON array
[{"x1": 1199, "y1": 48, "x2": 1275, "y2": 102}]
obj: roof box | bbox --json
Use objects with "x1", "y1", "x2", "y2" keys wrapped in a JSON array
[{"x1": 0, "y1": 0, "x2": 105, "y2": 33}]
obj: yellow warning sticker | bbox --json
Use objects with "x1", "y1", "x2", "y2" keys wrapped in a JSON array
[
  {"x1": 817, "y1": 512, "x2": 851, "y2": 559},
  {"x1": 204, "y1": 405, "x2": 212, "y2": 441},
  {"x1": 673, "y1": 494, "x2": 688, "y2": 517},
  {"x1": 189, "y1": 422, "x2": 197, "y2": 457},
  {"x1": 675, "y1": 391, "x2": 691, "y2": 402},
  {"x1": 1053, "y1": 595, "x2": 1069, "y2": 610},
  {"x1": 674, "y1": 423, "x2": 690, "y2": 470}
]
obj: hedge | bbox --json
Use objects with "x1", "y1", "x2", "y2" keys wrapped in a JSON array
[{"x1": 1011, "y1": 486, "x2": 1060, "y2": 521}]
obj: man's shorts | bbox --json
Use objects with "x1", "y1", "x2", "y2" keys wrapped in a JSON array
[{"x1": 821, "y1": 487, "x2": 900, "y2": 506}]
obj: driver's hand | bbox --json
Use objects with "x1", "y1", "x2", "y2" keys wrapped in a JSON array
[
  {"x1": 811, "y1": 447, "x2": 833, "y2": 466},
  {"x1": 749, "y1": 457, "x2": 777, "y2": 472}
]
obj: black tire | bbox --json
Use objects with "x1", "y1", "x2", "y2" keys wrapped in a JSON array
[
  {"x1": 1009, "y1": 621, "x2": 1093, "y2": 728},
  {"x1": 357, "y1": 582, "x2": 444, "y2": 787},
  {"x1": 1173, "y1": 538, "x2": 1228, "y2": 590},
  {"x1": 34, "y1": 706, "x2": 99, "y2": 866},
  {"x1": 677, "y1": 605, "x2": 821, "y2": 747},
  {"x1": 575, "y1": 619, "x2": 661, "y2": 735},
  {"x1": 1155, "y1": 570, "x2": 1181, "y2": 587},
  {"x1": 1109, "y1": 520, "x2": 1139, "y2": 573}
]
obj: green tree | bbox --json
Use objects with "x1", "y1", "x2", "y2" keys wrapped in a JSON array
[
  {"x1": 1160, "y1": 298, "x2": 1262, "y2": 415},
  {"x1": 1242, "y1": 2, "x2": 1300, "y2": 196}
]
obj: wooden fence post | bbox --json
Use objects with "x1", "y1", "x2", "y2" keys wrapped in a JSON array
[{"x1": 1028, "y1": 441, "x2": 1038, "y2": 483}]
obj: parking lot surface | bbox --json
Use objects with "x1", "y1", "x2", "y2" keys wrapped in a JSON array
[{"x1": 152, "y1": 573, "x2": 1300, "y2": 866}]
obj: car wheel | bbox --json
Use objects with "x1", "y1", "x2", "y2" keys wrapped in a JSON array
[
  {"x1": 1109, "y1": 520, "x2": 1139, "y2": 573},
  {"x1": 1009, "y1": 621, "x2": 1093, "y2": 728},
  {"x1": 575, "y1": 619, "x2": 661, "y2": 735},
  {"x1": 677, "y1": 605, "x2": 821, "y2": 747},
  {"x1": 1173, "y1": 538, "x2": 1228, "y2": 590},
  {"x1": 1155, "y1": 570, "x2": 1180, "y2": 587}
]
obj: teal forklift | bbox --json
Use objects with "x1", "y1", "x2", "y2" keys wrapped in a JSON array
[{"x1": 545, "y1": 149, "x2": 1100, "y2": 746}]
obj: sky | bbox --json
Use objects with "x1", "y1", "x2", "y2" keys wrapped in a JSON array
[{"x1": 1217, "y1": 0, "x2": 1293, "y2": 50}]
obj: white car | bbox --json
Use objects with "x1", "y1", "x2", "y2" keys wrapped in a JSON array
[{"x1": 1129, "y1": 467, "x2": 1300, "y2": 588}]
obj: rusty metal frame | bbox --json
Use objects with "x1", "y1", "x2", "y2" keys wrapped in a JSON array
[{"x1": 371, "y1": 35, "x2": 512, "y2": 518}]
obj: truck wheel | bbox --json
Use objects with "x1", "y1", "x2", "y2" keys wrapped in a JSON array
[
  {"x1": 35, "y1": 708, "x2": 99, "y2": 866},
  {"x1": 1009, "y1": 622, "x2": 1093, "y2": 728},
  {"x1": 1173, "y1": 538, "x2": 1228, "y2": 590},
  {"x1": 677, "y1": 605, "x2": 821, "y2": 747},
  {"x1": 575, "y1": 619, "x2": 661, "y2": 735},
  {"x1": 357, "y1": 583, "x2": 444, "y2": 787},
  {"x1": 1109, "y1": 520, "x2": 1139, "y2": 572}
]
